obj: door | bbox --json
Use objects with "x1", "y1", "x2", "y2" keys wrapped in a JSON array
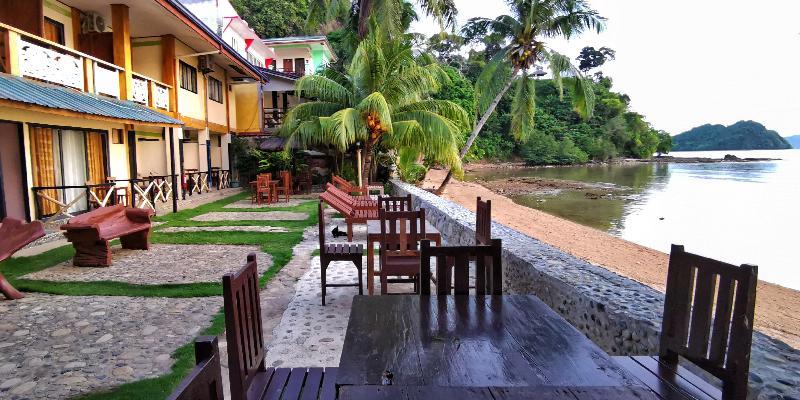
[
  {"x1": 294, "y1": 58, "x2": 306, "y2": 76},
  {"x1": 282, "y1": 59, "x2": 294, "y2": 73},
  {"x1": 0, "y1": 122, "x2": 26, "y2": 220}
]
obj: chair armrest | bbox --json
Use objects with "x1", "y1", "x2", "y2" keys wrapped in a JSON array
[{"x1": 125, "y1": 208, "x2": 154, "y2": 223}]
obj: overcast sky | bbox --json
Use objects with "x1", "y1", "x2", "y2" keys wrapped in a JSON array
[{"x1": 411, "y1": 0, "x2": 800, "y2": 136}]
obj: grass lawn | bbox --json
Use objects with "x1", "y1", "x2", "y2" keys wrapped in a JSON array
[{"x1": 0, "y1": 191, "x2": 319, "y2": 400}]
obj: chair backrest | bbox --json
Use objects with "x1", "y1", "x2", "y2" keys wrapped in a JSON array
[
  {"x1": 379, "y1": 194, "x2": 412, "y2": 212},
  {"x1": 223, "y1": 254, "x2": 265, "y2": 400},
  {"x1": 256, "y1": 174, "x2": 270, "y2": 189},
  {"x1": 660, "y1": 244, "x2": 757, "y2": 400},
  {"x1": 378, "y1": 208, "x2": 426, "y2": 259},
  {"x1": 419, "y1": 239, "x2": 503, "y2": 295},
  {"x1": 318, "y1": 201, "x2": 327, "y2": 249},
  {"x1": 332, "y1": 175, "x2": 352, "y2": 190},
  {"x1": 167, "y1": 336, "x2": 224, "y2": 400},
  {"x1": 476, "y1": 197, "x2": 491, "y2": 245},
  {"x1": 280, "y1": 170, "x2": 292, "y2": 188},
  {"x1": 0, "y1": 218, "x2": 46, "y2": 262}
]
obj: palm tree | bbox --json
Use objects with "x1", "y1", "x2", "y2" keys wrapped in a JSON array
[
  {"x1": 436, "y1": 0, "x2": 605, "y2": 193},
  {"x1": 307, "y1": 0, "x2": 456, "y2": 38},
  {"x1": 280, "y1": 33, "x2": 469, "y2": 184}
]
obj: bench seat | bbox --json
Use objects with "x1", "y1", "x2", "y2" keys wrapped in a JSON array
[{"x1": 61, "y1": 205, "x2": 154, "y2": 267}]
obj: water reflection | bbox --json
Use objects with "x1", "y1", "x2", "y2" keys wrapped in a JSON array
[{"x1": 466, "y1": 150, "x2": 800, "y2": 290}]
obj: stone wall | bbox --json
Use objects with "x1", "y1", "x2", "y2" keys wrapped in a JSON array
[{"x1": 391, "y1": 180, "x2": 800, "y2": 399}]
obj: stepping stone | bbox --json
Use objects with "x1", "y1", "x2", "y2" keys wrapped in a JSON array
[
  {"x1": 223, "y1": 199, "x2": 308, "y2": 209},
  {"x1": 158, "y1": 226, "x2": 289, "y2": 233},
  {"x1": 190, "y1": 212, "x2": 308, "y2": 222}
]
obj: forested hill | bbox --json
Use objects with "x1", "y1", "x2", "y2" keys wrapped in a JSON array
[
  {"x1": 785, "y1": 135, "x2": 800, "y2": 149},
  {"x1": 672, "y1": 121, "x2": 792, "y2": 151}
]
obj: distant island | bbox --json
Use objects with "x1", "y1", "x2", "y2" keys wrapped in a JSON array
[
  {"x1": 786, "y1": 135, "x2": 800, "y2": 149},
  {"x1": 672, "y1": 120, "x2": 792, "y2": 151}
]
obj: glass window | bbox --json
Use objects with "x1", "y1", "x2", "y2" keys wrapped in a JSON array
[
  {"x1": 180, "y1": 61, "x2": 198, "y2": 93},
  {"x1": 43, "y1": 18, "x2": 65, "y2": 45},
  {"x1": 208, "y1": 76, "x2": 223, "y2": 103}
]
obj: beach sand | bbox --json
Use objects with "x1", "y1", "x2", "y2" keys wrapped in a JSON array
[{"x1": 422, "y1": 168, "x2": 800, "y2": 349}]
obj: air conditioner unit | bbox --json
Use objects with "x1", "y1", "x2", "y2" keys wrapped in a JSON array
[
  {"x1": 198, "y1": 55, "x2": 215, "y2": 74},
  {"x1": 81, "y1": 12, "x2": 106, "y2": 34}
]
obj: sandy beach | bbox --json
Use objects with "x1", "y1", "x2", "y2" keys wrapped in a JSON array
[{"x1": 422, "y1": 168, "x2": 800, "y2": 349}]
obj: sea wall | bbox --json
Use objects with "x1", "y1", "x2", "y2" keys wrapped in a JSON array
[{"x1": 391, "y1": 180, "x2": 800, "y2": 399}]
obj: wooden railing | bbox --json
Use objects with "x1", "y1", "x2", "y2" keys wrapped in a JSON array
[
  {"x1": 0, "y1": 22, "x2": 171, "y2": 110},
  {"x1": 31, "y1": 182, "x2": 118, "y2": 222},
  {"x1": 263, "y1": 108, "x2": 287, "y2": 130}
]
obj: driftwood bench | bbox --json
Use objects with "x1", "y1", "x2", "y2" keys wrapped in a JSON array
[
  {"x1": 319, "y1": 189, "x2": 378, "y2": 241},
  {"x1": 61, "y1": 205, "x2": 154, "y2": 267},
  {"x1": 0, "y1": 218, "x2": 46, "y2": 300}
]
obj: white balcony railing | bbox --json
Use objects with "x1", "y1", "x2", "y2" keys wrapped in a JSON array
[
  {"x1": 131, "y1": 74, "x2": 149, "y2": 104},
  {"x1": 94, "y1": 62, "x2": 120, "y2": 98},
  {"x1": 132, "y1": 72, "x2": 171, "y2": 110},
  {"x1": 18, "y1": 38, "x2": 83, "y2": 89}
]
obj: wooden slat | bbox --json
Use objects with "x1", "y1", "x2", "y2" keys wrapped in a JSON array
[
  {"x1": 634, "y1": 356, "x2": 720, "y2": 400},
  {"x1": 708, "y1": 275, "x2": 734, "y2": 365},
  {"x1": 611, "y1": 356, "x2": 691, "y2": 400},
  {"x1": 299, "y1": 368, "x2": 323, "y2": 400},
  {"x1": 453, "y1": 253, "x2": 469, "y2": 295},
  {"x1": 319, "y1": 367, "x2": 338, "y2": 400},
  {"x1": 688, "y1": 269, "x2": 716, "y2": 359},
  {"x1": 262, "y1": 367, "x2": 290, "y2": 400},
  {"x1": 279, "y1": 367, "x2": 308, "y2": 400}
]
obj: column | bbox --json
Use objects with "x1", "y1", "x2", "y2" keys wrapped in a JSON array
[{"x1": 111, "y1": 4, "x2": 133, "y2": 100}]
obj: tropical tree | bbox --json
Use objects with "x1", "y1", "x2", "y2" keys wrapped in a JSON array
[
  {"x1": 436, "y1": 0, "x2": 605, "y2": 193},
  {"x1": 307, "y1": 0, "x2": 456, "y2": 38},
  {"x1": 280, "y1": 33, "x2": 469, "y2": 184}
]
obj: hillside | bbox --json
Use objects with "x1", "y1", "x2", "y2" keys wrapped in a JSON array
[
  {"x1": 672, "y1": 121, "x2": 792, "y2": 151},
  {"x1": 785, "y1": 135, "x2": 800, "y2": 149}
]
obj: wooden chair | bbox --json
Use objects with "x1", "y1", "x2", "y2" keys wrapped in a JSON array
[
  {"x1": 378, "y1": 208, "x2": 426, "y2": 295},
  {"x1": 0, "y1": 218, "x2": 46, "y2": 300},
  {"x1": 318, "y1": 202, "x2": 363, "y2": 306},
  {"x1": 167, "y1": 336, "x2": 224, "y2": 400},
  {"x1": 275, "y1": 170, "x2": 292, "y2": 202},
  {"x1": 252, "y1": 175, "x2": 272, "y2": 205},
  {"x1": 296, "y1": 170, "x2": 313, "y2": 194},
  {"x1": 419, "y1": 239, "x2": 503, "y2": 295},
  {"x1": 613, "y1": 244, "x2": 758, "y2": 400},
  {"x1": 476, "y1": 197, "x2": 491, "y2": 245},
  {"x1": 378, "y1": 194, "x2": 412, "y2": 211},
  {"x1": 222, "y1": 254, "x2": 339, "y2": 400}
]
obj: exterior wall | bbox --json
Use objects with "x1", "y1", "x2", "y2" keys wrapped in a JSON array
[
  {"x1": 311, "y1": 49, "x2": 325, "y2": 72},
  {"x1": 131, "y1": 37, "x2": 164, "y2": 82},
  {"x1": 227, "y1": 82, "x2": 237, "y2": 131},
  {"x1": 175, "y1": 40, "x2": 205, "y2": 121},
  {"x1": 0, "y1": 122, "x2": 25, "y2": 220},
  {"x1": 221, "y1": 133, "x2": 230, "y2": 169},
  {"x1": 391, "y1": 180, "x2": 800, "y2": 400},
  {"x1": 233, "y1": 83, "x2": 260, "y2": 134},
  {"x1": 135, "y1": 128, "x2": 167, "y2": 177},
  {"x1": 206, "y1": 68, "x2": 227, "y2": 127},
  {"x1": 43, "y1": 0, "x2": 75, "y2": 49}
]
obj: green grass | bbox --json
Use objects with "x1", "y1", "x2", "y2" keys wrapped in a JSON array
[{"x1": 72, "y1": 193, "x2": 319, "y2": 399}]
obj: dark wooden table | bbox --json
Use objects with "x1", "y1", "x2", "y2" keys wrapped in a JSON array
[
  {"x1": 337, "y1": 295, "x2": 658, "y2": 399},
  {"x1": 339, "y1": 385, "x2": 660, "y2": 399},
  {"x1": 365, "y1": 219, "x2": 441, "y2": 295}
]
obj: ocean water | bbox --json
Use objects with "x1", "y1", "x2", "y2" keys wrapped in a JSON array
[{"x1": 466, "y1": 149, "x2": 800, "y2": 290}]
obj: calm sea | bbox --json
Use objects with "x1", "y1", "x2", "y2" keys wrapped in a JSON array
[{"x1": 466, "y1": 149, "x2": 800, "y2": 290}]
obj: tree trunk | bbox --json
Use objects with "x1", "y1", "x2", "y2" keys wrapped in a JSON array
[
  {"x1": 436, "y1": 69, "x2": 519, "y2": 194},
  {"x1": 357, "y1": 0, "x2": 372, "y2": 38}
]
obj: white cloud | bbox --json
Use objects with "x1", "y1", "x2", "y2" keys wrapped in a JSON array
[{"x1": 412, "y1": 0, "x2": 800, "y2": 136}]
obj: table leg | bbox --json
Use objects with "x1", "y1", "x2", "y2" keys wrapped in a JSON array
[{"x1": 367, "y1": 238, "x2": 375, "y2": 295}]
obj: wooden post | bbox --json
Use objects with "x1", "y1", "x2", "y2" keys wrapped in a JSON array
[
  {"x1": 161, "y1": 34, "x2": 177, "y2": 113},
  {"x1": 168, "y1": 127, "x2": 178, "y2": 213},
  {"x1": 70, "y1": 7, "x2": 81, "y2": 50},
  {"x1": 356, "y1": 148, "x2": 363, "y2": 187},
  {"x1": 111, "y1": 4, "x2": 133, "y2": 100}
]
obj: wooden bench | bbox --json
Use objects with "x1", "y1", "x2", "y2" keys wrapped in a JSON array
[
  {"x1": 319, "y1": 190, "x2": 378, "y2": 241},
  {"x1": 61, "y1": 205, "x2": 154, "y2": 267},
  {"x1": 613, "y1": 244, "x2": 757, "y2": 400},
  {"x1": 0, "y1": 218, "x2": 46, "y2": 300},
  {"x1": 326, "y1": 183, "x2": 376, "y2": 208},
  {"x1": 167, "y1": 336, "x2": 224, "y2": 400},
  {"x1": 223, "y1": 254, "x2": 339, "y2": 399}
]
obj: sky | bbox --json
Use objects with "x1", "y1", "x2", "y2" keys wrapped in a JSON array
[{"x1": 411, "y1": 0, "x2": 800, "y2": 136}]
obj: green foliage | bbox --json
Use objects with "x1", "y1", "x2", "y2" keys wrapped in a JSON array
[
  {"x1": 520, "y1": 133, "x2": 588, "y2": 165},
  {"x1": 231, "y1": 0, "x2": 309, "y2": 38},
  {"x1": 672, "y1": 120, "x2": 792, "y2": 151},
  {"x1": 257, "y1": 151, "x2": 293, "y2": 174},
  {"x1": 396, "y1": 148, "x2": 428, "y2": 184},
  {"x1": 576, "y1": 46, "x2": 616, "y2": 73}
]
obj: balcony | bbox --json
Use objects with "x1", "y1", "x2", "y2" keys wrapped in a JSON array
[{"x1": 0, "y1": 22, "x2": 171, "y2": 112}]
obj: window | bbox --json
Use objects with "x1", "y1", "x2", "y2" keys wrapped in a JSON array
[
  {"x1": 43, "y1": 18, "x2": 65, "y2": 45},
  {"x1": 207, "y1": 76, "x2": 223, "y2": 103},
  {"x1": 179, "y1": 61, "x2": 197, "y2": 93}
]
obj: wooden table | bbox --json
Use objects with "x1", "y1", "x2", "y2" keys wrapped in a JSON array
[
  {"x1": 339, "y1": 385, "x2": 660, "y2": 399},
  {"x1": 365, "y1": 219, "x2": 441, "y2": 295},
  {"x1": 337, "y1": 295, "x2": 661, "y2": 399},
  {"x1": 250, "y1": 180, "x2": 280, "y2": 203}
]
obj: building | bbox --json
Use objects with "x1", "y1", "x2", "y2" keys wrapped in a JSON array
[
  {"x1": 0, "y1": 0, "x2": 267, "y2": 221},
  {"x1": 259, "y1": 36, "x2": 337, "y2": 135}
]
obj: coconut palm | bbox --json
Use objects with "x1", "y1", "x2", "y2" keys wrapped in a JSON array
[
  {"x1": 436, "y1": 0, "x2": 605, "y2": 193},
  {"x1": 307, "y1": 0, "x2": 456, "y2": 38},
  {"x1": 280, "y1": 33, "x2": 469, "y2": 184}
]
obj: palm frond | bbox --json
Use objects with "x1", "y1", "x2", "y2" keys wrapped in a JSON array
[
  {"x1": 322, "y1": 108, "x2": 366, "y2": 151},
  {"x1": 357, "y1": 92, "x2": 393, "y2": 134},
  {"x1": 509, "y1": 72, "x2": 536, "y2": 142},
  {"x1": 475, "y1": 49, "x2": 513, "y2": 113},
  {"x1": 545, "y1": 49, "x2": 595, "y2": 120},
  {"x1": 397, "y1": 100, "x2": 470, "y2": 131},
  {"x1": 295, "y1": 75, "x2": 354, "y2": 105}
]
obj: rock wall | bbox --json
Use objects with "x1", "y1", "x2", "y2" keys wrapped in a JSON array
[{"x1": 391, "y1": 180, "x2": 800, "y2": 399}]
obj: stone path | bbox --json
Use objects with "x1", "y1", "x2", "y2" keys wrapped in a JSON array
[
  {"x1": 191, "y1": 211, "x2": 308, "y2": 222},
  {"x1": 223, "y1": 199, "x2": 309, "y2": 209},
  {"x1": 23, "y1": 245, "x2": 272, "y2": 285},
  {"x1": 0, "y1": 294, "x2": 222, "y2": 400},
  {"x1": 157, "y1": 226, "x2": 289, "y2": 233}
]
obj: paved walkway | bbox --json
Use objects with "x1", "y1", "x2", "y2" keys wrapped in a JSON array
[
  {"x1": 22, "y1": 245, "x2": 271, "y2": 285},
  {"x1": 0, "y1": 294, "x2": 222, "y2": 399}
]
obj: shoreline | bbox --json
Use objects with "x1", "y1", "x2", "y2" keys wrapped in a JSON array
[{"x1": 422, "y1": 168, "x2": 800, "y2": 349}]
